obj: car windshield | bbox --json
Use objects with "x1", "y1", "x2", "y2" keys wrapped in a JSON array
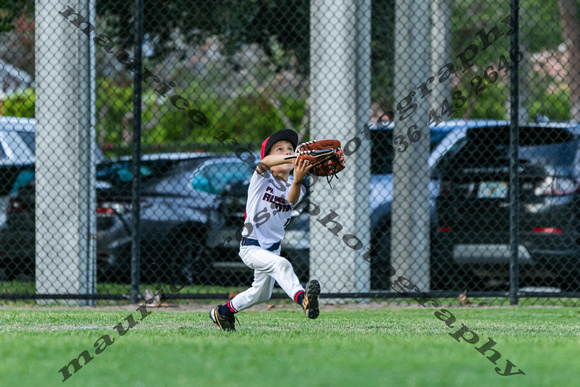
[
  {"x1": 97, "y1": 158, "x2": 209, "y2": 195},
  {"x1": 371, "y1": 127, "x2": 452, "y2": 175},
  {"x1": 97, "y1": 160, "x2": 171, "y2": 186},
  {"x1": 190, "y1": 161, "x2": 255, "y2": 194}
]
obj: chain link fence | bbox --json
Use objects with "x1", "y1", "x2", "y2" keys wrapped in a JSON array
[{"x1": 0, "y1": 0, "x2": 578, "y2": 306}]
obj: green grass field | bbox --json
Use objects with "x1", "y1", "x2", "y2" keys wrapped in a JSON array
[{"x1": 0, "y1": 306, "x2": 578, "y2": 387}]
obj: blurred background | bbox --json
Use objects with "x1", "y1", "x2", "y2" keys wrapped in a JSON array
[{"x1": 0, "y1": 0, "x2": 578, "y2": 306}]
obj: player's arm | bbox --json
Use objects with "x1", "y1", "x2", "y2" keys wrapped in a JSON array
[
  {"x1": 256, "y1": 154, "x2": 296, "y2": 174},
  {"x1": 288, "y1": 158, "x2": 312, "y2": 204}
]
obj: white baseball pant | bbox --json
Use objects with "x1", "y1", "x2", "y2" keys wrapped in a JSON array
[{"x1": 229, "y1": 245, "x2": 305, "y2": 312}]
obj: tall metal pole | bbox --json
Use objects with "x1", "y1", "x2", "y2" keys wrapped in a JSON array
[
  {"x1": 36, "y1": 0, "x2": 96, "y2": 305},
  {"x1": 131, "y1": 0, "x2": 144, "y2": 304},
  {"x1": 509, "y1": 0, "x2": 520, "y2": 305},
  {"x1": 392, "y1": 0, "x2": 431, "y2": 292},
  {"x1": 310, "y1": 0, "x2": 371, "y2": 300},
  {"x1": 430, "y1": 0, "x2": 452, "y2": 115}
]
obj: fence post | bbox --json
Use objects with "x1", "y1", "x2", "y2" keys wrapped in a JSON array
[
  {"x1": 130, "y1": 0, "x2": 144, "y2": 305},
  {"x1": 509, "y1": 0, "x2": 520, "y2": 306}
]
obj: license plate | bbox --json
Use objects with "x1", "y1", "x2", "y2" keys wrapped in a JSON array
[{"x1": 477, "y1": 182, "x2": 508, "y2": 199}]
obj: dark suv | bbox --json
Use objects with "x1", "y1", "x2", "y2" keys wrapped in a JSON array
[{"x1": 433, "y1": 123, "x2": 580, "y2": 291}]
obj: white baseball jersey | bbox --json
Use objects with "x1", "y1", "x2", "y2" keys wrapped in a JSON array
[{"x1": 242, "y1": 169, "x2": 305, "y2": 249}]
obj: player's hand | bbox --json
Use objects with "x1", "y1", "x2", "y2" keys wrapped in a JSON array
[
  {"x1": 293, "y1": 157, "x2": 313, "y2": 183},
  {"x1": 336, "y1": 148, "x2": 345, "y2": 166}
]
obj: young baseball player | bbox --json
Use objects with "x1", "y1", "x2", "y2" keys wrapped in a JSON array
[{"x1": 210, "y1": 128, "x2": 320, "y2": 331}]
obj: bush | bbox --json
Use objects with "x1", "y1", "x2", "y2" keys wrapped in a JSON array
[
  {"x1": 528, "y1": 87, "x2": 570, "y2": 121},
  {"x1": 2, "y1": 88, "x2": 35, "y2": 117},
  {"x1": 96, "y1": 78, "x2": 157, "y2": 146},
  {"x1": 144, "y1": 87, "x2": 306, "y2": 152}
]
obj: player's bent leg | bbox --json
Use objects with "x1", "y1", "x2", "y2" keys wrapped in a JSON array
[
  {"x1": 230, "y1": 272, "x2": 275, "y2": 311},
  {"x1": 234, "y1": 246, "x2": 321, "y2": 318},
  {"x1": 209, "y1": 256, "x2": 275, "y2": 331},
  {"x1": 241, "y1": 247, "x2": 304, "y2": 300},
  {"x1": 268, "y1": 256, "x2": 321, "y2": 319},
  {"x1": 210, "y1": 272, "x2": 276, "y2": 331},
  {"x1": 267, "y1": 256, "x2": 304, "y2": 299}
]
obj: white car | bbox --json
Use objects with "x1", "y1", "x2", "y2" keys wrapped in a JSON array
[{"x1": 0, "y1": 116, "x2": 106, "y2": 224}]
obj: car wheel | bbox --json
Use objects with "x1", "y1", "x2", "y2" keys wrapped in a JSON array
[
  {"x1": 558, "y1": 271, "x2": 580, "y2": 292},
  {"x1": 370, "y1": 224, "x2": 391, "y2": 290},
  {"x1": 97, "y1": 261, "x2": 112, "y2": 282},
  {"x1": 3, "y1": 256, "x2": 33, "y2": 281},
  {"x1": 430, "y1": 261, "x2": 455, "y2": 291},
  {"x1": 171, "y1": 239, "x2": 207, "y2": 286}
]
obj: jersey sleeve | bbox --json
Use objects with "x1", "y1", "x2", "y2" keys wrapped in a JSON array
[{"x1": 248, "y1": 169, "x2": 271, "y2": 196}]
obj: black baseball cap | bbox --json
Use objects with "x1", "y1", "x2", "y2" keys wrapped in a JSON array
[{"x1": 260, "y1": 129, "x2": 298, "y2": 159}]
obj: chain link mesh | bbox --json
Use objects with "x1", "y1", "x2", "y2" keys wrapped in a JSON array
[{"x1": 0, "y1": 0, "x2": 578, "y2": 306}]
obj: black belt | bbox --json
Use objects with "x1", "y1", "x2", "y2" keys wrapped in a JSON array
[{"x1": 241, "y1": 237, "x2": 281, "y2": 252}]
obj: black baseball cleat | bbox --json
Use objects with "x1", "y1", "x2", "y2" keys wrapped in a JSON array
[
  {"x1": 210, "y1": 305, "x2": 237, "y2": 331},
  {"x1": 302, "y1": 280, "x2": 321, "y2": 319}
]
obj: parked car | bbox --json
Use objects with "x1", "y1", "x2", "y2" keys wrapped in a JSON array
[
  {"x1": 0, "y1": 117, "x2": 105, "y2": 226},
  {"x1": 368, "y1": 119, "x2": 508, "y2": 288},
  {"x1": 0, "y1": 153, "x2": 216, "y2": 282},
  {"x1": 432, "y1": 123, "x2": 580, "y2": 291}
]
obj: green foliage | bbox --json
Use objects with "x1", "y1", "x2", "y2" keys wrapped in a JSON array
[
  {"x1": 529, "y1": 87, "x2": 571, "y2": 121},
  {"x1": 371, "y1": 0, "x2": 395, "y2": 110},
  {"x1": 96, "y1": 77, "x2": 157, "y2": 145},
  {"x1": 0, "y1": 0, "x2": 34, "y2": 33},
  {"x1": 1, "y1": 88, "x2": 35, "y2": 117},
  {"x1": 145, "y1": 87, "x2": 305, "y2": 151},
  {"x1": 520, "y1": 0, "x2": 563, "y2": 52},
  {"x1": 96, "y1": 0, "x2": 310, "y2": 74},
  {"x1": 469, "y1": 82, "x2": 508, "y2": 120},
  {"x1": 3, "y1": 0, "x2": 577, "y2": 128},
  {"x1": 0, "y1": 79, "x2": 307, "y2": 155},
  {"x1": 276, "y1": 93, "x2": 307, "y2": 128}
]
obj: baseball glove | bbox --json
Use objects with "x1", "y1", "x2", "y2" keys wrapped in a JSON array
[{"x1": 296, "y1": 139, "x2": 345, "y2": 185}]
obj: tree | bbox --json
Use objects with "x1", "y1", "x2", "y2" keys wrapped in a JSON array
[
  {"x1": 95, "y1": 0, "x2": 310, "y2": 74},
  {"x1": 0, "y1": 0, "x2": 34, "y2": 33},
  {"x1": 559, "y1": 0, "x2": 580, "y2": 120},
  {"x1": 4, "y1": 0, "x2": 396, "y2": 146}
]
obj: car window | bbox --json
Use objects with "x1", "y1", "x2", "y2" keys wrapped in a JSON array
[
  {"x1": 190, "y1": 162, "x2": 255, "y2": 194},
  {"x1": 138, "y1": 159, "x2": 210, "y2": 195},
  {"x1": 431, "y1": 136, "x2": 469, "y2": 177},
  {"x1": 17, "y1": 131, "x2": 35, "y2": 154},
  {"x1": 430, "y1": 128, "x2": 453, "y2": 149},
  {"x1": 11, "y1": 169, "x2": 35, "y2": 194},
  {"x1": 97, "y1": 159, "x2": 192, "y2": 196},
  {"x1": 451, "y1": 126, "x2": 577, "y2": 167},
  {"x1": 97, "y1": 160, "x2": 165, "y2": 186},
  {"x1": 371, "y1": 128, "x2": 452, "y2": 175}
]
